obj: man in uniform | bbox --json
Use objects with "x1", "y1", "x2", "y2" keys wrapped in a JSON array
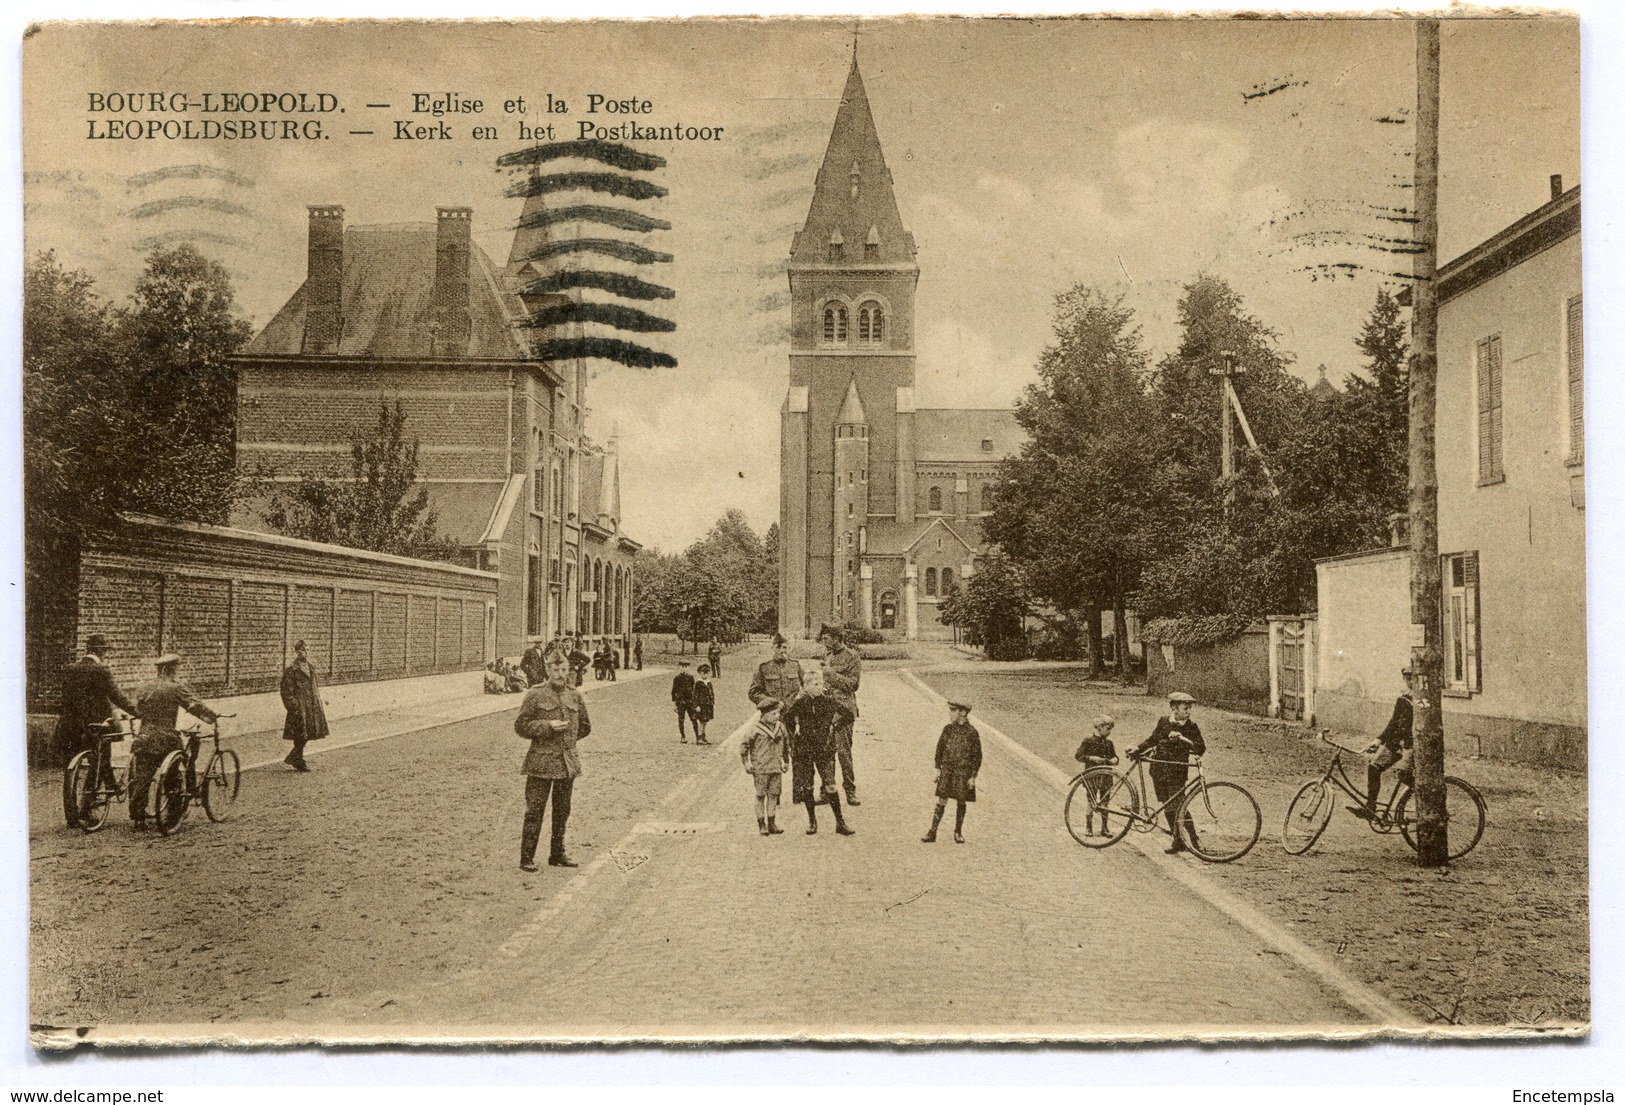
[
  {"x1": 131, "y1": 653, "x2": 219, "y2": 830},
  {"x1": 818, "y1": 623, "x2": 863, "y2": 806},
  {"x1": 515, "y1": 648, "x2": 592, "y2": 871},
  {"x1": 520, "y1": 641, "x2": 548, "y2": 689},
  {"x1": 55, "y1": 633, "x2": 136, "y2": 821},
  {"x1": 749, "y1": 634, "x2": 804, "y2": 711}
]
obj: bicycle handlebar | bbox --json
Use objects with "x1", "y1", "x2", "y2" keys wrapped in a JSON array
[{"x1": 1319, "y1": 730, "x2": 1372, "y2": 756}]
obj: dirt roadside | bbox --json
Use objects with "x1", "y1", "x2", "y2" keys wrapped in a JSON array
[{"x1": 915, "y1": 666, "x2": 1588, "y2": 1030}]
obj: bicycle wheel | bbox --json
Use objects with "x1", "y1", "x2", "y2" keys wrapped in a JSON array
[
  {"x1": 63, "y1": 751, "x2": 89, "y2": 829},
  {"x1": 152, "y1": 752, "x2": 190, "y2": 836},
  {"x1": 202, "y1": 750, "x2": 241, "y2": 822},
  {"x1": 1281, "y1": 779, "x2": 1334, "y2": 855},
  {"x1": 75, "y1": 755, "x2": 113, "y2": 833},
  {"x1": 1178, "y1": 781, "x2": 1262, "y2": 863},
  {"x1": 1394, "y1": 776, "x2": 1487, "y2": 861},
  {"x1": 1064, "y1": 769, "x2": 1139, "y2": 848}
]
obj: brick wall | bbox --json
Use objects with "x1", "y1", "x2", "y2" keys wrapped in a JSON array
[{"x1": 31, "y1": 514, "x2": 499, "y2": 710}]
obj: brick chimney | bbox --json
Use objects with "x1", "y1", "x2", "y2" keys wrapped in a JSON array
[
  {"x1": 303, "y1": 205, "x2": 344, "y2": 353},
  {"x1": 433, "y1": 206, "x2": 473, "y2": 355}
]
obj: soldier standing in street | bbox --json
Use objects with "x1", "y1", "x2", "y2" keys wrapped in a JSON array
[
  {"x1": 748, "y1": 634, "x2": 804, "y2": 711},
  {"x1": 130, "y1": 654, "x2": 219, "y2": 830},
  {"x1": 515, "y1": 648, "x2": 592, "y2": 871},
  {"x1": 819, "y1": 623, "x2": 862, "y2": 806}
]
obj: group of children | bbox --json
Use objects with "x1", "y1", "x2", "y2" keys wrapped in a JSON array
[{"x1": 737, "y1": 692, "x2": 984, "y2": 844}]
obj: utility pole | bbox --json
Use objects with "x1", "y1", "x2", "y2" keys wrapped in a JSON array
[
  {"x1": 1210, "y1": 349, "x2": 1281, "y2": 501},
  {"x1": 1408, "y1": 16, "x2": 1448, "y2": 866}
]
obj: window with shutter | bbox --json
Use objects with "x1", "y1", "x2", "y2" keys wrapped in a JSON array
[
  {"x1": 1476, "y1": 335, "x2": 1505, "y2": 484},
  {"x1": 1568, "y1": 295, "x2": 1584, "y2": 462},
  {"x1": 1442, "y1": 551, "x2": 1482, "y2": 694}
]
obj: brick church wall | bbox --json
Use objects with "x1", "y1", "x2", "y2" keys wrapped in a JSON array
[{"x1": 32, "y1": 514, "x2": 498, "y2": 711}]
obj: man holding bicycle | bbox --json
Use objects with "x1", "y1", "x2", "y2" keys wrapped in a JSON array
[
  {"x1": 56, "y1": 633, "x2": 136, "y2": 811},
  {"x1": 1130, "y1": 691, "x2": 1205, "y2": 854},
  {"x1": 1355, "y1": 666, "x2": 1415, "y2": 816},
  {"x1": 130, "y1": 653, "x2": 219, "y2": 831}
]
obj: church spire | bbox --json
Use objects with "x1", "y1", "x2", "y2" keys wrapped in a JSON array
[
  {"x1": 837, "y1": 377, "x2": 868, "y2": 425},
  {"x1": 790, "y1": 52, "x2": 915, "y2": 268},
  {"x1": 507, "y1": 166, "x2": 554, "y2": 272}
]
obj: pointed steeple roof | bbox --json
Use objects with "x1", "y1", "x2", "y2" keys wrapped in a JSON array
[
  {"x1": 790, "y1": 55, "x2": 915, "y2": 268},
  {"x1": 597, "y1": 436, "x2": 622, "y2": 523},
  {"x1": 507, "y1": 166, "x2": 555, "y2": 273},
  {"x1": 837, "y1": 378, "x2": 867, "y2": 425}
]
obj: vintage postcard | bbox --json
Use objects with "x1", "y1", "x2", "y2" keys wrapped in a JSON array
[{"x1": 20, "y1": 14, "x2": 1585, "y2": 1046}]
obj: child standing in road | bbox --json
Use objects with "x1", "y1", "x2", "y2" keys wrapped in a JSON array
[
  {"x1": 692, "y1": 664, "x2": 716, "y2": 745},
  {"x1": 922, "y1": 701, "x2": 982, "y2": 844},
  {"x1": 740, "y1": 699, "x2": 789, "y2": 835},
  {"x1": 1074, "y1": 714, "x2": 1120, "y2": 836}
]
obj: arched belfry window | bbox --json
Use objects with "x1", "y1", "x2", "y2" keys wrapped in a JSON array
[
  {"x1": 823, "y1": 303, "x2": 848, "y2": 344},
  {"x1": 858, "y1": 303, "x2": 886, "y2": 345},
  {"x1": 928, "y1": 485, "x2": 943, "y2": 512},
  {"x1": 925, "y1": 567, "x2": 938, "y2": 596}
]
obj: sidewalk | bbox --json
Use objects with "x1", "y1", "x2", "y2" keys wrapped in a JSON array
[{"x1": 26, "y1": 665, "x2": 667, "y2": 786}]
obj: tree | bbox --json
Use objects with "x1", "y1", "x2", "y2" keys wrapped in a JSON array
[
  {"x1": 115, "y1": 244, "x2": 253, "y2": 524},
  {"x1": 629, "y1": 511, "x2": 778, "y2": 646},
  {"x1": 985, "y1": 286, "x2": 1155, "y2": 674},
  {"x1": 265, "y1": 401, "x2": 461, "y2": 561},
  {"x1": 938, "y1": 555, "x2": 1031, "y2": 660}
]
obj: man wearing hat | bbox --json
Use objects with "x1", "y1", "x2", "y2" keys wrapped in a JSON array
[
  {"x1": 749, "y1": 634, "x2": 804, "y2": 712},
  {"x1": 1130, "y1": 691, "x2": 1206, "y2": 853},
  {"x1": 280, "y1": 639, "x2": 329, "y2": 772},
  {"x1": 818, "y1": 623, "x2": 863, "y2": 805},
  {"x1": 130, "y1": 653, "x2": 218, "y2": 829},
  {"x1": 671, "y1": 660, "x2": 697, "y2": 743},
  {"x1": 1356, "y1": 667, "x2": 1416, "y2": 815},
  {"x1": 55, "y1": 633, "x2": 137, "y2": 821}
]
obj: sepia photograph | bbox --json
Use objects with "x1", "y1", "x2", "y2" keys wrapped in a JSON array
[{"x1": 16, "y1": 13, "x2": 1588, "y2": 1047}]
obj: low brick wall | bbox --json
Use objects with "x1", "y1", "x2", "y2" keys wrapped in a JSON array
[
  {"x1": 30, "y1": 513, "x2": 500, "y2": 721},
  {"x1": 1145, "y1": 627, "x2": 1270, "y2": 716}
]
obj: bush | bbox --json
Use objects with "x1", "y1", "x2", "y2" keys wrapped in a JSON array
[{"x1": 840, "y1": 621, "x2": 885, "y2": 645}]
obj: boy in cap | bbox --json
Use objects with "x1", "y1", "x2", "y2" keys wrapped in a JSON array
[
  {"x1": 692, "y1": 664, "x2": 716, "y2": 745},
  {"x1": 1354, "y1": 666, "x2": 1416, "y2": 816},
  {"x1": 671, "y1": 660, "x2": 696, "y2": 742},
  {"x1": 923, "y1": 701, "x2": 982, "y2": 843},
  {"x1": 1074, "y1": 715, "x2": 1120, "y2": 836},
  {"x1": 782, "y1": 668, "x2": 854, "y2": 836},
  {"x1": 1130, "y1": 691, "x2": 1205, "y2": 853},
  {"x1": 740, "y1": 699, "x2": 790, "y2": 835}
]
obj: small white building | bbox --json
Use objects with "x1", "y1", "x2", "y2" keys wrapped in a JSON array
[{"x1": 1314, "y1": 182, "x2": 1585, "y2": 769}]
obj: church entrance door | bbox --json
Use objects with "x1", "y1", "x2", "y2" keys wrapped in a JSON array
[{"x1": 879, "y1": 591, "x2": 897, "y2": 630}]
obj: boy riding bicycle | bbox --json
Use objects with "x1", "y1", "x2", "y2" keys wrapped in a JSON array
[{"x1": 1353, "y1": 666, "x2": 1415, "y2": 817}]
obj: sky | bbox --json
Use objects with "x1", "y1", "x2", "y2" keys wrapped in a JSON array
[{"x1": 22, "y1": 17, "x2": 1580, "y2": 552}]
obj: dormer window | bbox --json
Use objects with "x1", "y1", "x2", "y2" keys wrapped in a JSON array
[
  {"x1": 823, "y1": 303, "x2": 848, "y2": 343},
  {"x1": 865, "y1": 224, "x2": 880, "y2": 261},
  {"x1": 828, "y1": 226, "x2": 845, "y2": 264}
]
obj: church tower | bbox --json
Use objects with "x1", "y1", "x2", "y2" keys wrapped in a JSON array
[{"x1": 780, "y1": 52, "x2": 919, "y2": 635}]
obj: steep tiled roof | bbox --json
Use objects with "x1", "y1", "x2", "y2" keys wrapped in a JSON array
[
  {"x1": 913, "y1": 408, "x2": 1024, "y2": 463},
  {"x1": 245, "y1": 223, "x2": 529, "y2": 360}
]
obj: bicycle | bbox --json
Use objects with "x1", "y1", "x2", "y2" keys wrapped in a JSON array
[
  {"x1": 1064, "y1": 752, "x2": 1262, "y2": 863},
  {"x1": 151, "y1": 714, "x2": 240, "y2": 836},
  {"x1": 1281, "y1": 730, "x2": 1486, "y2": 860},
  {"x1": 63, "y1": 716, "x2": 137, "y2": 832}
]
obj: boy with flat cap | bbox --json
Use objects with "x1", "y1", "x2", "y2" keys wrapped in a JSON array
[
  {"x1": 923, "y1": 700, "x2": 982, "y2": 844},
  {"x1": 1130, "y1": 691, "x2": 1205, "y2": 853}
]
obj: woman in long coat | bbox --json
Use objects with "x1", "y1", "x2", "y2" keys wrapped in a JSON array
[{"x1": 280, "y1": 639, "x2": 329, "y2": 772}]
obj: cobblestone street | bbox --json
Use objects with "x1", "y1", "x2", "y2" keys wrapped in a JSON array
[{"x1": 30, "y1": 646, "x2": 1386, "y2": 1041}]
